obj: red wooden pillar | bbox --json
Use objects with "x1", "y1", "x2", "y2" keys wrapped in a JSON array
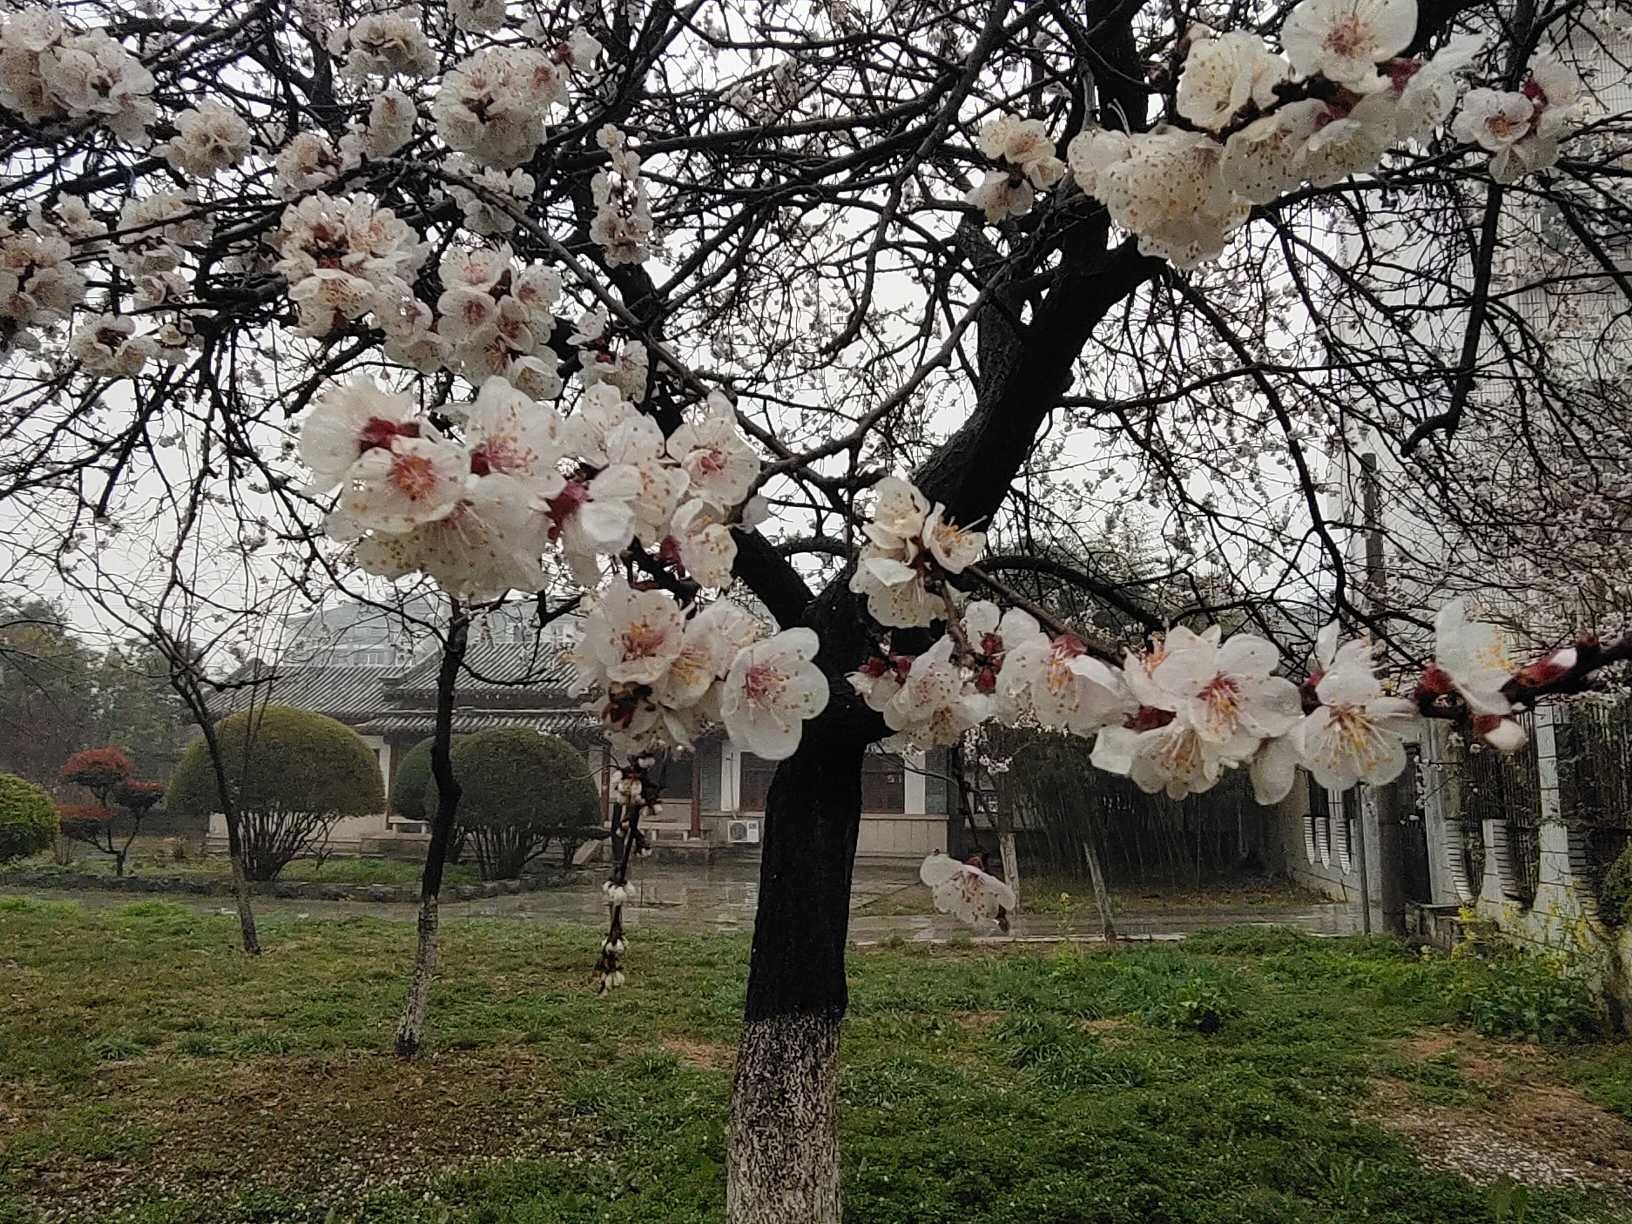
[{"x1": 690, "y1": 749, "x2": 702, "y2": 839}]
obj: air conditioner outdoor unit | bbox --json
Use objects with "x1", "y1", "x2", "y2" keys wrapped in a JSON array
[{"x1": 727, "y1": 819, "x2": 761, "y2": 845}]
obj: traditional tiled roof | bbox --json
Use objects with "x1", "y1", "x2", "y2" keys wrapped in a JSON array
[
  {"x1": 208, "y1": 664, "x2": 390, "y2": 724},
  {"x1": 353, "y1": 709, "x2": 597, "y2": 742},
  {"x1": 385, "y1": 638, "x2": 580, "y2": 702}
]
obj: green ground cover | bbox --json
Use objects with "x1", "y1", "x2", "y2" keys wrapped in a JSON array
[{"x1": 1, "y1": 899, "x2": 1628, "y2": 1223}]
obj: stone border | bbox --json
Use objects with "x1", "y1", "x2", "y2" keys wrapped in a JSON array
[{"x1": 0, "y1": 868, "x2": 578, "y2": 904}]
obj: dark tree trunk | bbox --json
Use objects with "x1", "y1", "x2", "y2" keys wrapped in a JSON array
[
  {"x1": 728, "y1": 727, "x2": 865, "y2": 1224},
  {"x1": 396, "y1": 604, "x2": 469, "y2": 1059},
  {"x1": 190, "y1": 694, "x2": 259, "y2": 955}
]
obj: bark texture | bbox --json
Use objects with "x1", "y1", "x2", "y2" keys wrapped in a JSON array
[
  {"x1": 223, "y1": 813, "x2": 260, "y2": 956},
  {"x1": 727, "y1": 1013, "x2": 843, "y2": 1224},
  {"x1": 395, "y1": 893, "x2": 440, "y2": 1057}
]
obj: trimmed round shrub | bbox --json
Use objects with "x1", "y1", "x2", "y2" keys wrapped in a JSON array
[
  {"x1": 437, "y1": 729, "x2": 598, "y2": 880},
  {"x1": 167, "y1": 706, "x2": 384, "y2": 880},
  {"x1": 390, "y1": 735, "x2": 469, "y2": 821},
  {"x1": 0, "y1": 771, "x2": 58, "y2": 863}
]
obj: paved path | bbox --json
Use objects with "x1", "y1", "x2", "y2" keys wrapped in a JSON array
[{"x1": 1, "y1": 861, "x2": 1366, "y2": 943}]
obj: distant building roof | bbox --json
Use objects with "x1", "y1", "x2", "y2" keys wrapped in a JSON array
[
  {"x1": 386, "y1": 638, "x2": 580, "y2": 703},
  {"x1": 353, "y1": 710, "x2": 597, "y2": 742},
  {"x1": 210, "y1": 664, "x2": 389, "y2": 724}
]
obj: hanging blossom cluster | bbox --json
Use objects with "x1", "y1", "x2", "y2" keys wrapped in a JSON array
[
  {"x1": 295, "y1": 366, "x2": 827, "y2": 769},
  {"x1": 965, "y1": 0, "x2": 1585, "y2": 265},
  {"x1": 589, "y1": 125, "x2": 654, "y2": 266},
  {"x1": 838, "y1": 478, "x2": 1601, "y2": 924}
]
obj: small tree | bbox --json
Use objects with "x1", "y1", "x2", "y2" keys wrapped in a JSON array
[
  {"x1": 166, "y1": 707, "x2": 384, "y2": 880},
  {"x1": 57, "y1": 747, "x2": 157, "y2": 875},
  {"x1": 59, "y1": 747, "x2": 133, "y2": 807},
  {"x1": 0, "y1": 772, "x2": 57, "y2": 863},
  {"x1": 438, "y1": 730, "x2": 598, "y2": 881}
]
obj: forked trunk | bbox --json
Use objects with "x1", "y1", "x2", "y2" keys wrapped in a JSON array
[
  {"x1": 395, "y1": 894, "x2": 439, "y2": 1057},
  {"x1": 727, "y1": 728, "x2": 864, "y2": 1224}
]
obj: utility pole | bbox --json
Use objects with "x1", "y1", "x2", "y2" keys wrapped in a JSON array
[{"x1": 1362, "y1": 453, "x2": 1407, "y2": 936}]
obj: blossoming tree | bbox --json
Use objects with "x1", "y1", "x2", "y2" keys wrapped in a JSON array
[{"x1": 3, "y1": 0, "x2": 1632, "y2": 1217}]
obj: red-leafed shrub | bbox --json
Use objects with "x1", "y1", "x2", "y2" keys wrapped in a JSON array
[
  {"x1": 113, "y1": 779, "x2": 166, "y2": 815},
  {"x1": 57, "y1": 749, "x2": 162, "y2": 877},
  {"x1": 56, "y1": 803, "x2": 117, "y2": 828},
  {"x1": 60, "y1": 747, "x2": 134, "y2": 808}
]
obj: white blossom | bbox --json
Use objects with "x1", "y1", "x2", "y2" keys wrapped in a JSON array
[
  {"x1": 158, "y1": 102, "x2": 251, "y2": 178},
  {"x1": 69, "y1": 313, "x2": 153, "y2": 376},
  {"x1": 274, "y1": 131, "x2": 343, "y2": 197},
  {"x1": 882, "y1": 636, "x2": 991, "y2": 748},
  {"x1": 919, "y1": 852, "x2": 1015, "y2": 929},
  {"x1": 606, "y1": 414, "x2": 690, "y2": 545},
  {"x1": 450, "y1": 0, "x2": 508, "y2": 34},
  {"x1": 973, "y1": 115, "x2": 1066, "y2": 200},
  {"x1": 719, "y1": 627, "x2": 830, "y2": 759},
  {"x1": 352, "y1": 475, "x2": 545, "y2": 600},
  {"x1": 1281, "y1": 0, "x2": 1418, "y2": 90},
  {"x1": 543, "y1": 465, "x2": 641, "y2": 584},
  {"x1": 583, "y1": 579, "x2": 688, "y2": 686},
  {"x1": 667, "y1": 499, "x2": 738, "y2": 588},
  {"x1": 335, "y1": 434, "x2": 471, "y2": 533},
  {"x1": 1074, "y1": 127, "x2": 1249, "y2": 268},
  {"x1": 665, "y1": 391, "x2": 759, "y2": 510},
  {"x1": 432, "y1": 47, "x2": 565, "y2": 169},
  {"x1": 330, "y1": 13, "x2": 436, "y2": 79},
  {"x1": 1177, "y1": 30, "x2": 1288, "y2": 132},
  {"x1": 1391, "y1": 34, "x2": 1483, "y2": 139},
  {"x1": 463, "y1": 375, "x2": 567, "y2": 496},
  {"x1": 965, "y1": 170, "x2": 1035, "y2": 223}
]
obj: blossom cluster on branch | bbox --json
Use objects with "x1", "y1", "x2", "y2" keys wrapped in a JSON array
[
  {"x1": 843, "y1": 478, "x2": 1618, "y2": 902},
  {"x1": 965, "y1": 0, "x2": 1585, "y2": 266}
]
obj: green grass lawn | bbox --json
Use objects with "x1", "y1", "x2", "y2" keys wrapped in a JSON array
[
  {"x1": 1, "y1": 900, "x2": 1630, "y2": 1223},
  {"x1": 2, "y1": 837, "x2": 479, "y2": 887}
]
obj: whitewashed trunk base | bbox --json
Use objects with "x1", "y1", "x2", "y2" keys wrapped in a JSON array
[
  {"x1": 395, "y1": 894, "x2": 439, "y2": 1057},
  {"x1": 727, "y1": 1013, "x2": 842, "y2": 1224}
]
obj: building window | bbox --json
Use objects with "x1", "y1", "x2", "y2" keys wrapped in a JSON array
[
  {"x1": 739, "y1": 754, "x2": 778, "y2": 811},
  {"x1": 860, "y1": 752, "x2": 905, "y2": 813}
]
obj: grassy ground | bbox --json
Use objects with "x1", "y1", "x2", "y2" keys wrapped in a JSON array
[
  {"x1": 2, "y1": 900, "x2": 1630, "y2": 1223},
  {"x1": 854, "y1": 871, "x2": 1333, "y2": 918},
  {"x1": 1, "y1": 837, "x2": 479, "y2": 887}
]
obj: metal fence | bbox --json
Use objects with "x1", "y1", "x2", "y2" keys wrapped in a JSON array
[
  {"x1": 1464, "y1": 712, "x2": 1543, "y2": 904},
  {"x1": 986, "y1": 729, "x2": 1262, "y2": 887},
  {"x1": 1559, "y1": 695, "x2": 1632, "y2": 898}
]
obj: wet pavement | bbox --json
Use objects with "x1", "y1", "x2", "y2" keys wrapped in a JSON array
[{"x1": 0, "y1": 860, "x2": 1367, "y2": 943}]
